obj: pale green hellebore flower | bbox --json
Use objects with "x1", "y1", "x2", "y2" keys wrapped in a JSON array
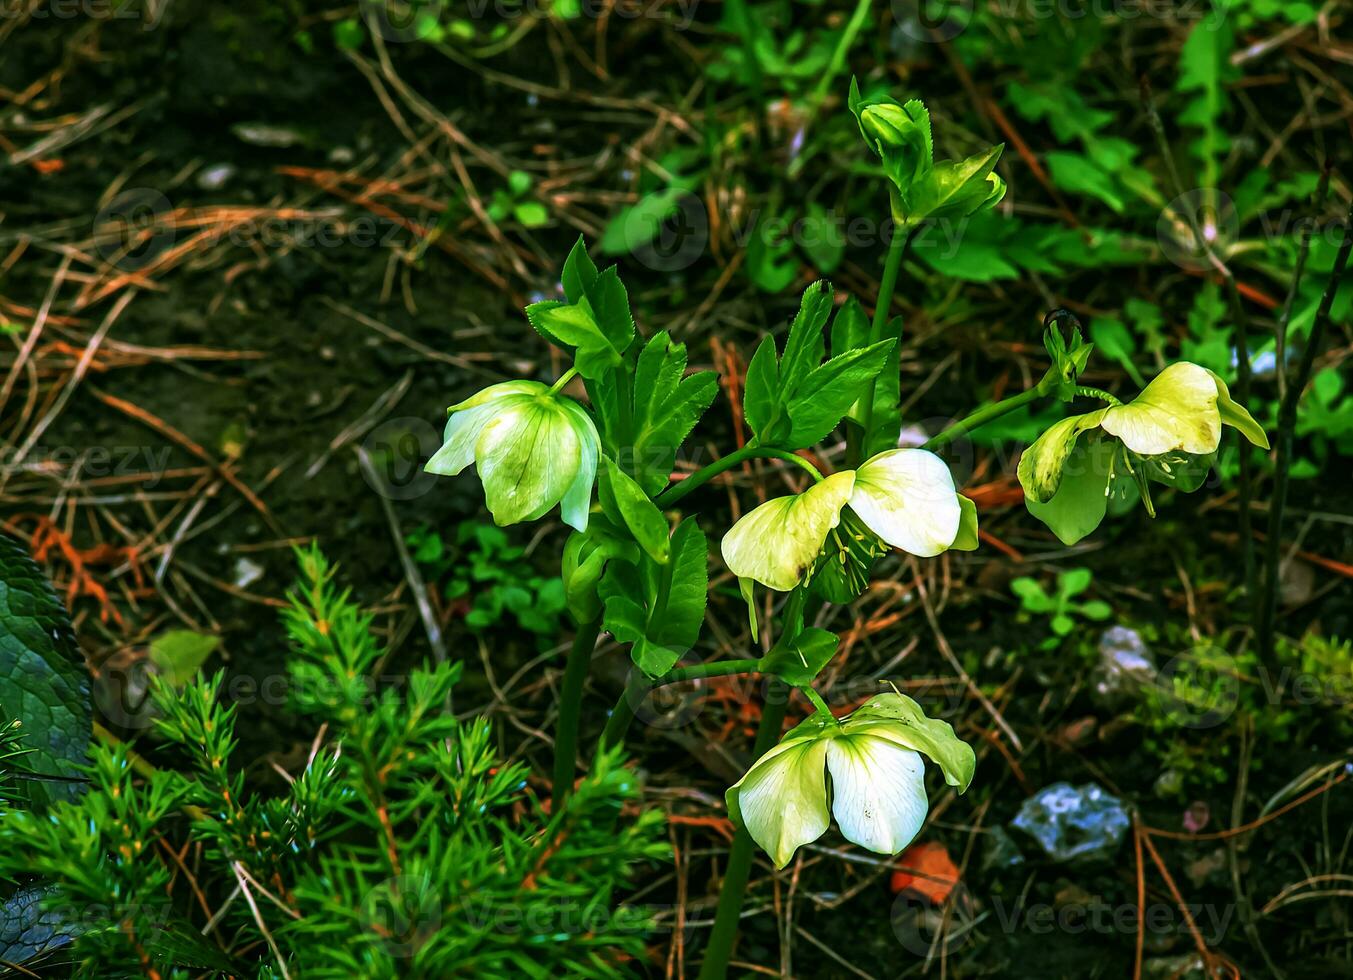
[
  {"x1": 727, "y1": 692, "x2": 975, "y2": 868},
  {"x1": 1019, "y1": 362, "x2": 1269, "y2": 544},
  {"x1": 721, "y1": 449, "x2": 966, "y2": 592},
  {"x1": 426, "y1": 380, "x2": 599, "y2": 532}
]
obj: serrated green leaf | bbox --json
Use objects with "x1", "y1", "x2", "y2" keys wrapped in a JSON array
[
  {"x1": 561, "y1": 236, "x2": 599, "y2": 304},
  {"x1": 784, "y1": 339, "x2": 894, "y2": 448},
  {"x1": 0, "y1": 533, "x2": 88, "y2": 805},
  {"x1": 743, "y1": 334, "x2": 782, "y2": 442},
  {"x1": 599, "y1": 519, "x2": 707, "y2": 679},
  {"x1": 760, "y1": 628, "x2": 838, "y2": 686},
  {"x1": 779, "y1": 280, "x2": 833, "y2": 394},
  {"x1": 629, "y1": 333, "x2": 719, "y2": 495},
  {"x1": 599, "y1": 457, "x2": 670, "y2": 565}
]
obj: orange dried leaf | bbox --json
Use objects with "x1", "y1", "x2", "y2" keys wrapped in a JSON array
[{"x1": 889, "y1": 841, "x2": 960, "y2": 903}]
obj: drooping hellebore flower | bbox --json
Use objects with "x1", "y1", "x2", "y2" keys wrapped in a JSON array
[
  {"x1": 727, "y1": 692, "x2": 975, "y2": 868},
  {"x1": 720, "y1": 449, "x2": 975, "y2": 593},
  {"x1": 1018, "y1": 362, "x2": 1268, "y2": 545},
  {"x1": 426, "y1": 381, "x2": 599, "y2": 532}
]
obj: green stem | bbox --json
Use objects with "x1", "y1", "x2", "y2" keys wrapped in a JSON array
[
  {"x1": 697, "y1": 684, "x2": 788, "y2": 980},
  {"x1": 810, "y1": 0, "x2": 871, "y2": 110},
  {"x1": 662, "y1": 658, "x2": 763, "y2": 686},
  {"x1": 552, "y1": 617, "x2": 601, "y2": 812},
  {"x1": 857, "y1": 222, "x2": 914, "y2": 463},
  {"x1": 801, "y1": 686, "x2": 835, "y2": 720},
  {"x1": 548, "y1": 366, "x2": 579, "y2": 395},
  {"x1": 698, "y1": 589, "x2": 806, "y2": 979},
  {"x1": 655, "y1": 445, "x2": 821, "y2": 510},
  {"x1": 922, "y1": 379, "x2": 1054, "y2": 451},
  {"x1": 599, "y1": 670, "x2": 649, "y2": 749}
]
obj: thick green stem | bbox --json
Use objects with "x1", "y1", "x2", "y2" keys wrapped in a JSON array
[
  {"x1": 548, "y1": 366, "x2": 579, "y2": 395},
  {"x1": 599, "y1": 669, "x2": 649, "y2": 749},
  {"x1": 663, "y1": 658, "x2": 763, "y2": 686},
  {"x1": 856, "y1": 222, "x2": 913, "y2": 462},
  {"x1": 552, "y1": 617, "x2": 601, "y2": 811},
  {"x1": 810, "y1": 0, "x2": 871, "y2": 110},
  {"x1": 655, "y1": 445, "x2": 821, "y2": 510},
  {"x1": 697, "y1": 683, "x2": 789, "y2": 980},
  {"x1": 922, "y1": 378, "x2": 1054, "y2": 451},
  {"x1": 698, "y1": 590, "x2": 806, "y2": 979}
]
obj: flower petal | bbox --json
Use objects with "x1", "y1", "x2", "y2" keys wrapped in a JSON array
[
  {"x1": 558, "y1": 400, "x2": 601, "y2": 532},
  {"x1": 825, "y1": 734, "x2": 928, "y2": 857},
  {"x1": 478, "y1": 398, "x2": 582, "y2": 526},
  {"x1": 1207, "y1": 370, "x2": 1269, "y2": 449},
  {"x1": 425, "y1": 401, "x2": 501, "y2": 477},
  {"x1": 851, "y1": 449, "x2": 961, "y2": 557},
  {"x1": 727, "y1": 737, "x2": 831, "y2": 869},
  {"x1": 841, "y1": 693, "x2": 976, "y2": 792},
  {"x1": 448, "y1": 379, "x2": 545, "y2": 412},
  {"x1": 721, "y1": 471, "x2": 856, "y2": 591},
  {"x1": 1101, "y1": 362, "x2": 1220, "y2": 456},
  {"x1": 1017, "y1": 411, "x2": 1107, "y2": 504},
  {"x1": 1024, "y1": 436, "x2": 1117, "y2": 546}
]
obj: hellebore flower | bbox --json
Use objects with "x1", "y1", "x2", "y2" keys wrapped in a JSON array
[
  {"x1": 1018, "y1": 362, "x2": 1269, "y2": 545},
  {"x1": 720, "y1": 449, "x2": 973, "y2": 593},
  {"x1": 426, "y1": 380, "x2": 599, "y2": 532},
  {"x1": 727, "y1": 692, "x2": 975, "y2": 868}
]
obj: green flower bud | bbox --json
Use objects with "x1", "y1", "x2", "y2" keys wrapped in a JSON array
[
  {"x1": 426, "y1": 380, "x2": 599, "y2": 532},
  {"x1": 727, "y1": 692, "x2": 975, "y2": 868}
]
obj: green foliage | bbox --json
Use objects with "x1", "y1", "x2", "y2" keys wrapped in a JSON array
[
  {"x1": 1010, "y1": 568, "x2": 1112, "y2": 648},
  {"x1": 600, "y1": 519, "x2": 708, "y2": 677},
  {"x1": 409, "y1": 524, "x2": 566, "y2": 645},
  {"x1": 0, "y1": 532, "x2": 88, "y2": 805},
  {"x1": 743, "y1": 280, "x2": 894, "y2": 448},
  {"x1": 0, "y1": 548, "x2": 667, "y2": 977},
  {"x1": 487, "y1": 170, "x2": 549, "y2": 229},
  {"x1": 624, "y1": 332, "x2": 719, "y2": 496},
  {"x1": 148, "y1": 630, "x2": 220, "y2": 687}
]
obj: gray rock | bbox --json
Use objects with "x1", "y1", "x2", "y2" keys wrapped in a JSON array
[
  {"x1": 1092, "y1": 626, "x2": 1156, "y2": 705},
  {"x1": 1010, "y1": 782, "x2": 1131, "y2": 863}
]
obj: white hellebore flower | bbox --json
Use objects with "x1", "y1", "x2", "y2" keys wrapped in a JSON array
[
  {"x1": 426, "y1": 380, "x2": 599, "y2": 532},
  {"x1": 1018, "y1": 362, "x2": 1269, "y2": 544},
  {"x1": 727, "y1": 693, "x2": 975, "y2": 868},
  {"x1": 720, "y1": 449, "x2": 973, "y2": 592}
]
